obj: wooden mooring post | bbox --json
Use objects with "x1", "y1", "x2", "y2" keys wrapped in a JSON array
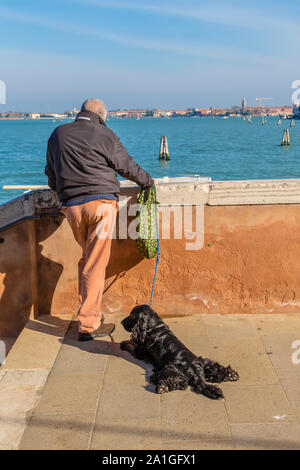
[
  {"x1": 159, "y1": 136, "x2": 170, "y2": 160},
  {"x1": 281, "y1": 129, "x2": 290, "y2": 146}
]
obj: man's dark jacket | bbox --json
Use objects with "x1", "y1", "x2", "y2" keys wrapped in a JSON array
[{"x1": 45, "y1": 110, "x2": 154, "y2": 202}]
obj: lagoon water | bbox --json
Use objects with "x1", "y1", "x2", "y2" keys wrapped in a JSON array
[{"x1": 0, "y1": 116, "x2": 299, "y2": 205}]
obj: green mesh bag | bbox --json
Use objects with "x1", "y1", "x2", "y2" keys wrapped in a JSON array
[{"x1": 136, "y1": 185, "x2": 159, "y2": 259}]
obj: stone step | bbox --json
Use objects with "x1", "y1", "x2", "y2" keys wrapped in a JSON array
[{"x1": 0, "y1": 314, "x2": 72, "y2": 450}]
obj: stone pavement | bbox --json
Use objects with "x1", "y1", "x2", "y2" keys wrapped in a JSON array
[{"x1": 1, "y1": 313, "x2": 300, "y2": 450}]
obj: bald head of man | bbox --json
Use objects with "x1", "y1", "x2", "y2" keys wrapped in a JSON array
[{"x1": 81, "y1": 99, "x2": 107, "y2": 122}]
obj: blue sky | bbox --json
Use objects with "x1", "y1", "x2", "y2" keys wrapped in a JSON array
[{"x1": 0, "y1": 0, "x2": 299, "y2": 111}]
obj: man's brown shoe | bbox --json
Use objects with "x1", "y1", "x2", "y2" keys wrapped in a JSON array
[{"x1": 78, "y1": 323, "x2": 115, "y2": 341}]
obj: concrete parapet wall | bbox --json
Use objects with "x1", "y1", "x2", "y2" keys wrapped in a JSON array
[{"x1": 1, "y1": 178, "x2": 300, "y2": 336}]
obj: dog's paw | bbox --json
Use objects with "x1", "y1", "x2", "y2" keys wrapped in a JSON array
[
  {"x1": 201, "y1": 384, "x2": 224, "y2": 400},
  {"x1": 157, "y1": 381, "x2": 169, "y2": 394},
  {"x1": 120, "y1": 340, "x2": 130, "y2": 351},
  {"x1": 224, "y1": 365, "x2": 239, "y2": 382}
]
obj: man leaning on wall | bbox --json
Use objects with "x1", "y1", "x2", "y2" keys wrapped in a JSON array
[{"x1": 45, "y1": 99, "x2": 154, "y2": 341}]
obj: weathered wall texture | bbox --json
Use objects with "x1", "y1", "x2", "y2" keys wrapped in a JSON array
[
  {"x1": 1, "y1": 183, "x2": 300, "y2": 335},
  {"x1": 103, "y1": 204, "x2": 300, "y2": 317},
  {"x1": 0, "y1": 220, "x2": 38, "y2": 336}
]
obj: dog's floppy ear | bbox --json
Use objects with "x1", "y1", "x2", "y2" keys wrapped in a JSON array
[{"x1": 131, "y1": 309, "x2": 148, "y2": 343}]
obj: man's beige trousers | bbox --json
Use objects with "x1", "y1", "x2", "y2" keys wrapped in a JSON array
[{"x1": 62, "y1": 200, "x2": 117, "y2": 333}]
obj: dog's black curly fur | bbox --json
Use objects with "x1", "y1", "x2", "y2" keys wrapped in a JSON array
[{"x1": 121, "y1": 305, "x2": 239, "y2": 399}]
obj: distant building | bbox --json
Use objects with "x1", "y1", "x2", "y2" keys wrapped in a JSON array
[
  {"x1": 64, "y1": 107, "x2": 80, "y2": 118},
  {"x1": 211, "y1": 108, "x2": 228, "y2": 116},
  {"x1": 169, "y1": 109, "x2": 189, "y2": 117},
  {"x1": 242, "y1": 97, "x2": 247, "y2": 112},
  {"x1": 279, "y1": 106, "x2": 293, "y2": 117},
  {"x1": 29, "y1": 113, "x2": 40, "y2": 119},
  {"x1": 197, "y1": 108, "x2": 211, "y2": 116}
]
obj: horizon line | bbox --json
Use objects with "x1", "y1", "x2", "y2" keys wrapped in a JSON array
[{"x1": 0, "y1": 104, "x2": 294, "y2": 114}]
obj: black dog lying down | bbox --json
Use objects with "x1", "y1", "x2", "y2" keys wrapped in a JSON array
[{"x1": 121, "y1": 305, "x2": 239, "y2": 400}]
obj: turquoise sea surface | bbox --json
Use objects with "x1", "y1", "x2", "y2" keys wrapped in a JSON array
[{"x1": 0, "y1": 116, "x2": 299, "y2": 205}]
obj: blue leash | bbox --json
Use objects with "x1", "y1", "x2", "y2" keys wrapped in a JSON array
[{"x1": 150, "y1": 185, "x2": 160, "y2": 307}]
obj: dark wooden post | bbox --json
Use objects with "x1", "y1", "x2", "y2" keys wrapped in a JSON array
[{"x1": 159, "y1": 136, "x2": 170, "y2": 160}]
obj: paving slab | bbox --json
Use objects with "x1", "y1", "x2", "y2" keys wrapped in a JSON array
[
  {"x1": 250, "y1": 314, "x2": 300, "y2": 336},
  {"x1": 96, "y1": 382, "x2": 160, "y2": 420},
  {"x1": 103, "y1": 354, "x2": 152, "y2": 387},
  {"x1": 1, "y1": 313, "x2": 299, "y2": 450},
  {"x1": 0, "y1": 315, "x2": 72, "y2": 450},
  {"x1": 51, "y1": 338, "x2": 110, "y2": 375},
  {"x1": 161, "y1": 390, "x2": 230, "y2": 442},
  {"x1": 231, "y1": 423, "x2": 300, "y2": 450},
  {"x1": 34, "y1": 372, "x2": 103, "y2": 415},
  {"x1": 162, "y1": 440, "x2": 234, "y2": 450},
  {"x1": 0, "y1": 384, "x2": 40, "y2": 418},
  {"x1": 224, "y1": 384, "x2": 298, "y2": 424},
  {"x1": 203, "y1": 314, "x2": 258, "y2": 339},
  {"x1": 275, "y1": 368, "x2": 300, "y2": 408},
  {"x1": 0, "y1": 369, "x2": 48, "y2": 387},
  {"x1": 0, "y1": 384, "x2": 41, "y2": 450},
  {"x1": 19, "y1": 412, "x2": 94, "y2": 450},
  {"x1": 174, "y1": 335, "x2": 213, "y2": 359},
  {"x1": 293, "y1": 407, "x2": 300, "y2": 421},
  {"x1": 91, "y1": 418, "x2": 161, "y2": 450},
  {"x1": 260, "y1": 334, "x2": 300, "y2": 371},
  {"x1": 167, "y1": 316, "x2": 208, "y2": 337},
  {"x1": 208, "y1": 337, "x2": 278, "y2": 385},
  {"x1": 2, "y1": 315, "x2": 71, "y2": 371}
]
